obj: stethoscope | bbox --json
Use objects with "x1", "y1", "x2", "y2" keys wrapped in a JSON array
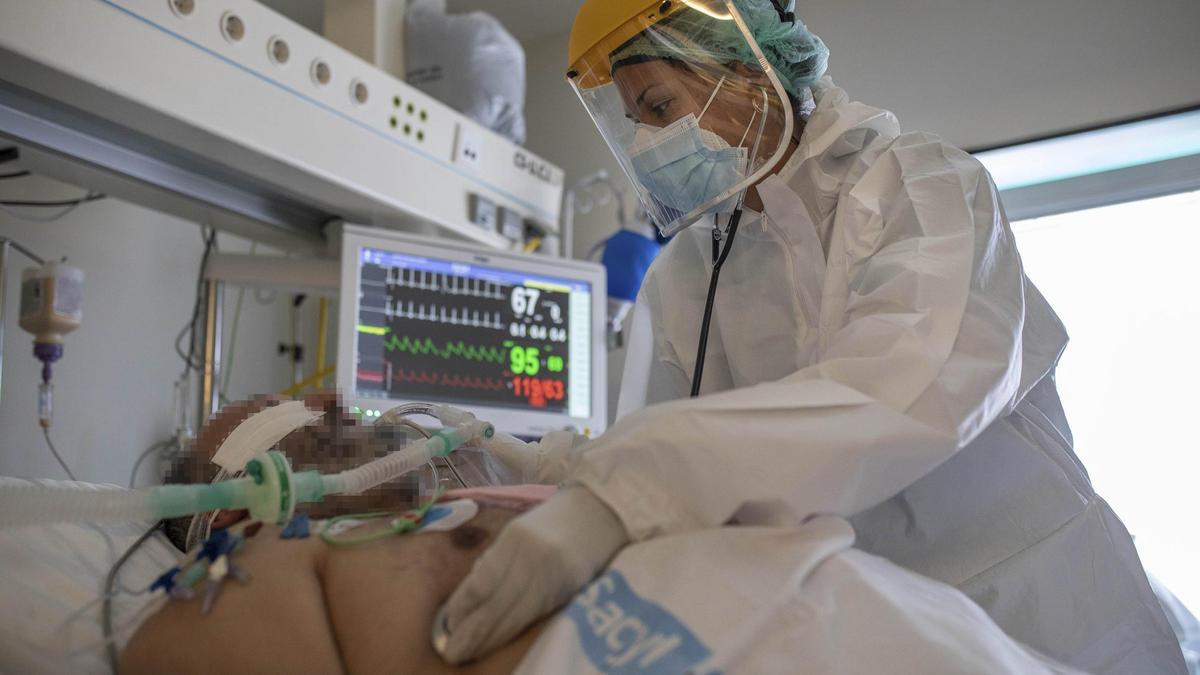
[{"x1": 690, "y1": 86, "x2": 773, "y2": 397}]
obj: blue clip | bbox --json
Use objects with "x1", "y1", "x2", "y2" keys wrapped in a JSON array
[
  {"x1": 280, "y1": 513, "x2": 311, "y2": 539},
  {"x1": 150, "y1": 567, "x2": 181, "y2": 594},
  {"x1": 198, "y1": 529, "x2": 231, "y2": 563}
]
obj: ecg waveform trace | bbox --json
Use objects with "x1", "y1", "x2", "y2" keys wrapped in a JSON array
[
  {"x1": 383, "y1": 335, "x2": 507, "y2": 364},
  {"x1": 373, "y1": 266, "x2": 509, "y2": 300},
  {"x1": 392, "y1": 368, "x2": 507, "y2": 391},
  {"x1": 359, "y1": 300, "x2": 506, "y2": 330}
]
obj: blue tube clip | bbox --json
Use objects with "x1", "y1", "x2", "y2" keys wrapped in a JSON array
[{"x1": 280, "y1": 512, "x2": 311, "y2": 539}]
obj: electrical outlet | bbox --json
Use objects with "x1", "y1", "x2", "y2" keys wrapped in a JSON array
[
  {"x1": 469, "y1": 193, "x2": 497, "y2": 231},
  {"x1": 497, "y1": 207, "x2": 523, "y2": 242}
]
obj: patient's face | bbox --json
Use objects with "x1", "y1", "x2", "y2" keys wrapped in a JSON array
[
  {"x1": 122, "y1": 499, "x2": 544, "y2": 675},
  {"x1": 165, "y1": 395, "x2": 431, "y2": 549}
]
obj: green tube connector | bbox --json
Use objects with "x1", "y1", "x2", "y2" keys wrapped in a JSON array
[
  {"x1": 293, "y1": 470, "x2": 326, "y2": 504},
  {"x1": 431, "y1": 422, "x2": 495, "y2": 457},
  {"x1": 151, "y1": 480, "x2": 256, "y2": 519},
  {"x1": 146, "y1": 452, "x2": 327, "y2": 526},
  {"x1": 429, "y1": 429, "x2": 458, "y2": 458}
]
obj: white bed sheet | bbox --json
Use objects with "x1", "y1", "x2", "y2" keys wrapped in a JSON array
[{"x1": 0, "y1": 477, "x2": 180, "y2": 674}]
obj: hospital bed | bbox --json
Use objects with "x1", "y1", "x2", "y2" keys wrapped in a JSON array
[
  {"x1": 3, "y1": 474, "x2": 1197, "y2": 673},
  {"x1": 0, "y1": 474, "x2": 1098, "y2": 675},
  {"x1": 0, "y1": 476, "x2": 179, "y2": 674}
]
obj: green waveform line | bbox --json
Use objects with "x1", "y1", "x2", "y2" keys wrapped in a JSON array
[{"x1": 384, "y1": 335, "x2": 507, "y2": 363}]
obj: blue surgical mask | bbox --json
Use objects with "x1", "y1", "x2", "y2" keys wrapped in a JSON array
[{"x1": 628, "y1": 78, "x2": 751, "y2": 217}]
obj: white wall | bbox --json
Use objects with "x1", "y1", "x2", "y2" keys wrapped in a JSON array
[{"x1": 0, "y1": 176, "x2": 322, "y2": 485}]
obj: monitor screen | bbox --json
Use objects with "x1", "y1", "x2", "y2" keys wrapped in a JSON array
[{"x1": 350, "y1": 245, "x2": 594, "y2": 421}]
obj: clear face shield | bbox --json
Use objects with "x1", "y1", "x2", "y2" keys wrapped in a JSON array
[{"x1": 568, "y1": 0, "x2": 794, "y2": 237}]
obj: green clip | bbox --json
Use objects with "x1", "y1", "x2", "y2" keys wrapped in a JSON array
[
  {"x1": 245, "y1": 459, "x2": 264, "y2": 485},
  {"x1": 319, "y1": 488, "x2": 446, "y2": 547}
]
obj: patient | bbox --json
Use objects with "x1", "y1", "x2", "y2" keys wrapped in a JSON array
[
  {"x1": 122, "y1": 489, "x2": 1084, "y2": 675},
  {"x1": 121, "y1": 493, "x2": 546, "y2": 674},
  {"x1": 124, "y1": 397, "x2": 1081, "y2": 674}
]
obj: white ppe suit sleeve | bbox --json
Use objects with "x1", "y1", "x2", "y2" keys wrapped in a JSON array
[
  {"x1": 479, "y1": 430, "x2": 589, "y2": 485},
  {"x1": 571, "y1": 135, "x2": 1026, "y2": 540}
]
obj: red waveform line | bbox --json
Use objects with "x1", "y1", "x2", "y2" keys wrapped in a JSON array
[
  {"x1": 392, "y1": 368, "x2": 506, "y2": 391},
  {"x1": 392, "y1": 368, "x2": 440, "y2": 386},
  {"x1": 357, "y1": 370, "x2": 384, "y2": 383},
  {"x1": 439, "y1": 373, "x2": 507, "y2": 391}
]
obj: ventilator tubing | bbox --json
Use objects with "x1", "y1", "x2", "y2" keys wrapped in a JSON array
[
  {"x1": 0, "y1": 479, "x2": 258, "y2": 530},
  {"x1": 322, "y1": 421, "x2": 493, "y2": 496},
  {"x1": 0, "y1": 417, "x2": 493, "y2": 530}
]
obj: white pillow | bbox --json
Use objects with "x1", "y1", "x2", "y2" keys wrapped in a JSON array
[{"x1": 0, "y1": 477, "x2": 180, "y2": 674}]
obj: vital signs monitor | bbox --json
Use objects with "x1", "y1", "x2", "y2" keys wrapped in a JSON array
[{"x1": 338, "y1": 226, "x2": 607, "y2": 438}]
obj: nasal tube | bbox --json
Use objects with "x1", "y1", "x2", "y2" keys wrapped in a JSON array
[{"x1": 0, "y1": 413, "x2": 493, "y2": 530}]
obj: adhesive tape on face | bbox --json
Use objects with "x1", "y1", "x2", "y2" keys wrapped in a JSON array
[{"x1": 213, "y1": 401, "x2": 324, "y2": 472}]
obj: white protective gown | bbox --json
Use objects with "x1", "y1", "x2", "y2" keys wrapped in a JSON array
[
  {"x1": 570, "y1": 79, "x2": 1186, "y2": 674},
  {"x1": 516, "y1": 518, "x2": 1085, "y2": 675}
]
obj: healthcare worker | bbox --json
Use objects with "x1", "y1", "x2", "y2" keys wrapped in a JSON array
[{"x1": 437, "y1": 1, "x2": 1187, "y2": 672}]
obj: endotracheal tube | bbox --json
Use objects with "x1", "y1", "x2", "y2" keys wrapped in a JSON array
[{"x1": 0, "y1": 405, "x2": 494, "y2": 530}]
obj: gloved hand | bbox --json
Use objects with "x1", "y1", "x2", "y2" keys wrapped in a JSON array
[
  {"x1": 435, "y1": 485, "x2": 628, "y2": 663},
  {"x1": 480, "y1": 430, "x2": 588, "y2": 484}
]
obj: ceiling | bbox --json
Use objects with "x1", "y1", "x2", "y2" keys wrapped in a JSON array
[
  {"x1": 448, "y1": 0, "x2": 582, "y2": 42},
  {"x1": 258, "y1": 0, "x2": 582, "y2": 44}
]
